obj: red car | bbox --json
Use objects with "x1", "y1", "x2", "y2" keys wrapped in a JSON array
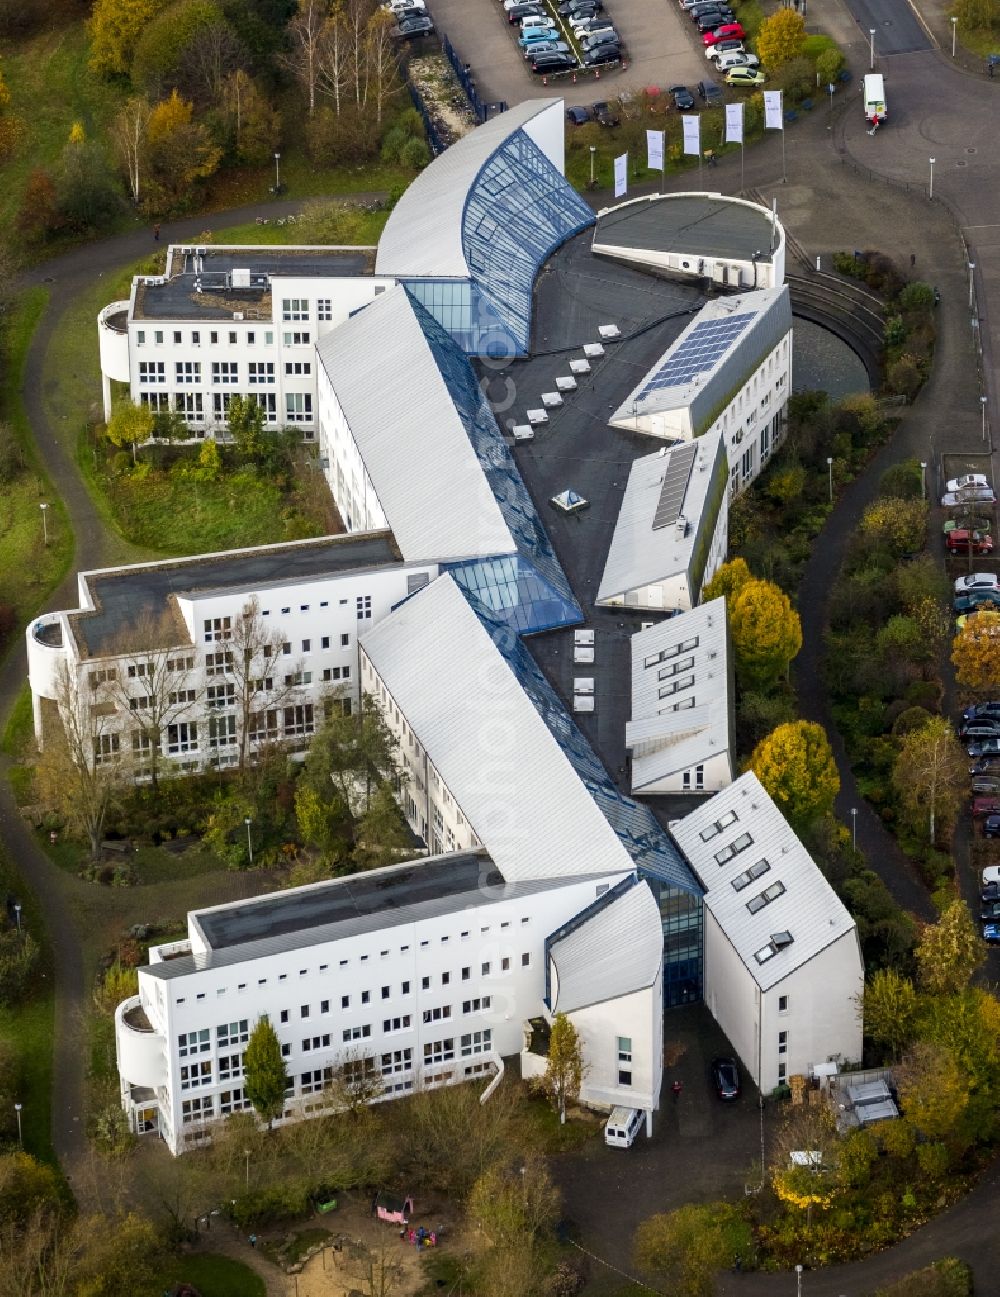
[
  {"x1": 973, "y1": 797, "x2": 1000, "y2": 817},
  {"x1": 947, "y1": 529, "x2": 995, "y2": 556},
  {"x1": 703, "y1": 22, "x2": 744, "y2": 42}
]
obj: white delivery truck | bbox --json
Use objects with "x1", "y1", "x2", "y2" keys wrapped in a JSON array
[{"x1": 863, "y1": 73, "x2": 887, "y2": 125}]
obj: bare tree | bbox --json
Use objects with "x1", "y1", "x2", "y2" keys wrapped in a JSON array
[
  {"x1": 108, "y1": 96, "x2": 151, "y2": 205},
  {"x1": 34, "y1": 662, "x2": 129, "y2": 861},
  {"x1": 182, "y1": 21, "x2": 250, "y2": 104},
  {"x1": 315, "y1": 3, "x2": 348, "y2": 116},
  {"x1": 281, "y1": 0, "x2": 329, "y2": 116},
  {"x1": 363, "y1": 9, "x2": 400, "y2": 125},
  {"x1": 227, "y1": 597, "x2": 303, "y2": 773},
  {"x1": 343, "y1": 1233, "x2": 405, "y2": 1297},
  {"x1": 346, "y1": 0, "x2": 377, "y2": 105},
  {"x1": 103, "y1": 611, "x2": 200, "y2": 791},
  {"x1": 330, "y1": 1048, "x2": 384, "y2": 1114}
]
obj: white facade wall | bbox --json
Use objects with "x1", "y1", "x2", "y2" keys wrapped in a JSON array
[
  {"x1": 522, "y1": 99, "x2": 566, "y2": 174},
  {"x1": 120, "y1": 869, "x2": 624, "y2": 1153},
  {"x1": 103, "y1": 254, "x2": 394, "y2": 428},
  {"x1": 633, "y1": 749, "x2": 732, "y2": 797},
  {"x1": 568, "y1": 979, "x2": 663, "y2": 1116},
  {"x1": 27, "y1": 553, "x2": 437, "y2": 771},
  {"x1": 703, "y1": 907, "x2": 761, "y2": 1086},
  {"x1": 316, "y1": 361, "x2": 389, "y2": 533}
]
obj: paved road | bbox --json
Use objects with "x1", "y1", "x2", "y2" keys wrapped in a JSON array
[{"x1": 842, "y1": 0, "x2": 930, "y2": 57}]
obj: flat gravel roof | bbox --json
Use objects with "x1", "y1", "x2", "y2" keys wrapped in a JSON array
[{"x1": 595, "y1": 195, "x2": 776, "y2": 264}]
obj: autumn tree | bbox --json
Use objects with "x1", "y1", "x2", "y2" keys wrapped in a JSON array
[
  {"x1": 0, "y1": 60, "x2": 20, "y2": 163},
  {"x1": 16, "y1": 168, "x2": 61, "y2": 242},
  {"x1": 34, "y1": 662, "x2": 128, "y2": 860},
  {"x1": 105, "y1": 399, "x2": 154, "y2": 451},
  {"x1": 109, "y1": 97, "x2": 152, "y2": 205},
  {"x1": 892, "y1": 716, "x2": 967, "y2": 842},
  {"x1": 730, "y1": 578, "x2": 802, "y2": 690},
  {"x1": 223, "y1": 598, "x2": 304, "y2": 774},
  {"x1": 243, "y1": 1017, "x2": 286, "y2": 1128},
  {"x1": 702, "y1": 556, "x2": 751, "y2": 606},
  {"x1": 282, "y1": 0, "x2": 329, "y2": 116},
  {"x1": 226, "y1": 393, "x2": 267, "y2": 461},
  {"x1": 755, "y1": 8, "x2": 807, "y2": 70},
  {"x1": 915, "y1": 900, "x2": 984, "y2": 997},
  {"x1": 145, "y1": 89, "x2": 222, "y2": 213},
  {"x1": 896, "y1": 1042, "x2": 970, "y2": 1145},
  {"x1": 748, "y1": 720, "x2": 839, "y2": 830},
  {"x1": 634, "y1": 1202, "x2": 753, "y2": 1297},
  {"x1": 951, "y1": 609, "x2": 1000, "y2": 694},
  {"x1": 859, "y1": 496, "x2": 929, "y2": 557},
  {"x1": 362, "y1": 7, "x2": 400, "y2": 125},
  {"x1": 859, "y1": 967, "x2": 917, "y2": 1061},
  {"x1": 71, "y1": 1212, "x2": 164, "y2": 1297},
  {"x1": 221, "y1": 70, "x2": 281, "y2": 165},
  {"x1": 539, "y1": 1013, "x2": 584, "y2": 1125},
  {"x1": 88, "y1": 0, "x2": 165, "y2": 78},
  {"x1": 467, "y1": 1153, "x2": 560, "y2": 1250}
]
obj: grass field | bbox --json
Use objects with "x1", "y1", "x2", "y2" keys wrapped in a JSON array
[{"x1": 148, "y1": 1253, "x2": 266, "y2": 1297}]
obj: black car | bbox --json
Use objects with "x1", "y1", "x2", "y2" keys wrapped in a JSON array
[
  {"x1": 965, "y1": 701, "x2": 1000, "y2": 723},
  {"x1": 393, "y1": 13, "x2": 434, "y2": 35},
  {"x1": 530, "y1": 51, "x2": 577, "y2": 71},
  {"x1": 697, "y1": 79, "x2": 725, "y2": 102},
  {"x1": 592, "y1": 100, "x2": 621, "y2": 126},
  {"x1": 986, "y1": 814, "x2": 1000, "y2": 839},
  {"x1": 581, "y1": 27, "x2": 619, "y2": 48},
  {"x1": 981, "y1": 899, "x2": 1000, "y2": 921},
  {"x1": 696, "y1": 12, "x2": 727, "y2": 31},
  {"x1": 669, "y1": 84, "x2": 696, "y2": 109},
  {"x1": 711, "y1": 1057, "x2": 741, "y2": 1101},
  {"x1": 961, "y1": 718, "x2": 1000, "y2": 737},
  {"x1": 507, "y1": 3, "x2": 545, "y2": 21},
  {"x1": 582, "y1": 43, "x2": 620, "y2": 64},
  {"x1": 982, "y1": 882, "x2": 1000, "y2": 903},
  {"x1": 559, "y1": 0, "x2": 602, "y2": 12},
  {"x1": 566, "y1": 105, "x2": 592, "y2": 125}
]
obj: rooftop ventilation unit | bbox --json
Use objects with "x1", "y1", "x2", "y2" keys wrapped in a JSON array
[
  {"x1": 675, "y1": 515, "x2": 687, "y2": 539},
  {"x1": 231, "y1": 268, "x2": 252, "y2": 288}
]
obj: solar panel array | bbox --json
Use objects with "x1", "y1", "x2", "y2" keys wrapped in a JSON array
[
  {"x1": 652, "y1": 442, "x2": 698, "y2": 531},
  {"x1": 637, "y1": 311, "x2": 756, "y2": 401}
]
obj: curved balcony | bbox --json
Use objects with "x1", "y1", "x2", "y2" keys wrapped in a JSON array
[
  {"x1": 115, "y1": 995, "x2": 167, "y2": 1092},
  {"x1": 26, "y1": 613, "x2": 69, "y2": 703},
  {"x1": 98, "y1": 300, "x2": 131, "y2": 383}
]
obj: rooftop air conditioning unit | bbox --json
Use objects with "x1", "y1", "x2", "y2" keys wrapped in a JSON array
[
  {"x1": 675, "y1": 515, "x2": 687, "y2": 539},
  {"x1": 231, "y1": 268, "x2": 251, "y2": 288},
  {"x1": 233, "y1": 312, "x2": 244, "y2": 321}
]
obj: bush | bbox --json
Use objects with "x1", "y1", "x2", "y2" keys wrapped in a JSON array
[
  {"x1": 399, "y1": 136, "x2": 430, "y2": 169},
  {"x1": 815, "y1": 46, "x2": 844, "y2": 83},
  {"x1": 776, "y1": 56, "x2": 815, "y2": 101},
  {"x1": 875, "y1": 1258, "x2": 972, "y2": 1297},
  {"x1": 878, "y1": 460, "x2": 922, "y2": 499},
  {"x1": 0, "y1": 928, "x2": 39, "y2": 1007},
  {"x1": 886, "y1": 354, "x2": 923, "y2": 401},
  {"x1": 228, "y1": 1184, "x2": 310, "y2": 1230}
]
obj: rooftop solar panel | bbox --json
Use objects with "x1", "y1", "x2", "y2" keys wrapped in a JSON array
[
  {"x1": 652, "y1": 442, "x2": 698, "y2": 530},
  {"x1": 637, "y1": 312, "x2": 756, "y2": 401}
]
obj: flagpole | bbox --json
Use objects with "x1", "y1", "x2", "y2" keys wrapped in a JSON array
[
  {"x1": 740, "y1": 139, "x2": 745, "y2": 195},
  {"x1": 781, "y1": 125, "x2": 786, "y2": 183}
]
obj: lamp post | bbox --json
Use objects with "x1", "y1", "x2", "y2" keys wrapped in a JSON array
[
  {"x1": 589, "y1": 145, "x2": 596, "y2": 187},
  {"x1": 928, "y1": 157, "x2": 936, "y2": 200},
  {"x1": 850, "y1": 807, "x2": 857, "y2": 850},
  {"x1": 969, "y1": 261, "x2": 976, "y2": 310},
  {"x1": 274, "y1": 151, "x2": 281, "y2": 192},
  {"x1": 981, "y1": 396, "x2": 988, "y2": 443},
  {"x1": 244, "y1": 1147, "x2": 251, "y2": 1190},
  {"x1": 13, "y1": 903, "x2": 20, "y2": 935},
  {"x1": 795, "y1": 1263, "x2": 804, "y2": 1297},
  {"x1": 869, "y1": 28, "x2": 875, "y2": 69},
  {"x1": 827, "y1": 82, "x2": 835, "y2": 139},
  {"x1": 826, "y1": 456, "x2": 833, "y2": 502},
  {"x1": 951, "y1": 15, "x2": 957, "y2": 55},
  {"x1": 244, "y1": 817, "x2": 253, "y2": 866},
  {"x1": 919, "y1": 461, "x2": 927, "y2": 499},
  {"x1": 39, "y1": 502, "x2": 49, "y2": 546},
  {"x1": 14, "y1": 1103, "x2": 22, "y2": 1148}
]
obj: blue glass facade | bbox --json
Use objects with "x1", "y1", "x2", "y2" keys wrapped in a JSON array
[
  {"x1": 408, "y1": 292, "x2": 581, "y2": 634},
  {"x1": 405, "y1": 128, "x2": 594, "y2": 356}
]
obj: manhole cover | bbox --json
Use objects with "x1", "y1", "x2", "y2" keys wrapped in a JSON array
[
  {"x1": 956, "y1": 160, "x2": 968, "y2": 167},
  {"x1": 966, "y1": 146, "x2": 977, "y2": 154}
]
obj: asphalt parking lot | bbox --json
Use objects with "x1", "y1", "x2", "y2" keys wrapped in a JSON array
[{"x1": 429, "y1": 0, "x2": 709, "y2": 106}]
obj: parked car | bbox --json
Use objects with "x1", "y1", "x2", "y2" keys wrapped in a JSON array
[
  {"x1": 725, "y1": 66, "x2": 767, "y2": 85},
  {"x1": 507, "y1": 3, "x2": 545, "y2": 20},
  {"x1": 558, "y1": 0, "x2": 602, "y2": 10},
  {"x1": 963, "y1": 723, "x2": 1000, "y2": 742},
  {"x1": 525, "y1": 38, "x2": 571, "y2": 56},
  {"x1": 711, "y1": 1056, "x2": 741, "y2": 1101},
  {"x1": 592, "y1": 100, "x2": 621, "y2": 126},
  {"x1": 519, "y1": 26, "x2": 559, "y2": 46},
  {"x1": 568, "y1": 10, "x2": 604, "y2": 27},
  {"x1": 580, "y1": 27, "x2": 620, "y2": 48},
  {"x1": 715, "y1": 49, "x2": 759, "y2": 68},
  {"x1": 942, "y1": 489, "x2": 997, "y2": 507},
  {"x1": 981, "y1": 881, "x2": 1000, "y2": 902},
  {"x1": 973, "y1": 796, "x2": 1000, "y2": 817},
  {"x1": 529, "y1": 51, "x2": 578, "y2": 70},
  {"x1": 982, "y1": 900, "x2": 1000, "y2": 921},
  {"x1": 944, "y1": 516, "x2": 992, "y2": 535},
  {"x1": 984, "y1": 865, "x2": 1000, "y2": 885},
  {"x1": 965, "y1": 702, "x2": 1000, "y2": 722},
  {"x1": 947, "y1": 473, "x2": 992, "y2": 494},
  {"x1": 985, "y1": 815, "x2": 1000, "y2": 838},
  {"x1": 972, "y1": 775, "x2": 1000, "y2": 795},
  {"x1": 947, "y1": 530, "x2": 995, "y2": 555},
  {"x1": 983, "y1": 921, "x2": 1000, "y2": 942},
  {"x1": 955, "y1": 589, "x2": 1000, "y2": 612},
  {"x1": 669, "y1": 84, "x2": 696, "y2": 109},
  {"x1": 581, "y1": 43, "x2": 621, "y2": 64},
  {"x1": 696, "y1": 12, "x2": 729, "y2": 31},
  {"x1": 565, "y1": 105, "x2": 592, "y2": 125},
  {"x1": 707, "y1": 39, "x2": 745, "y2": 59},
  {"x1": 954, "y1": 572, "x2": 1000, "y2": 594},
  {"x1": 697, "y1": 79, "x2": 725, "y2": 102},
  {"x1": 392, "y1": 13, "x2": 434, "y2": 35},
  {"x1": 969, "y1": 738, "x2": 1000, "y2": 758},
  {"x1": 703, "y1": 22, "x2": 745, "y2": 43}
]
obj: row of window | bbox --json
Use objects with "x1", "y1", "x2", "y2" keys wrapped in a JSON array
[
  {"x1": 138, "y1": 390, "x2": 313, "y2": 423},
  {"x1": 151, "y1": 360, "x2": 314, "y2": 386},
  {"x1": 136, "y1": 325, "x2": 325, "y2": 348},
  {"x1": 95, "y1": 707, "x2": 317, "y2": 763}
]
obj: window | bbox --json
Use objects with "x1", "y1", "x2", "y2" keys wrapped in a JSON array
[
  {"x1": 217, "y1": 1019, "x2": 248, "y2": 1048},
  {"x1": 208, "y1": 715, "x2": 236, "y2": 749},
  {"x1": 218, "y1": 1054, "x2": 242, "y2": 1081},
  {"x1": 249, "y1": 709, "x2": 278, "y2": 742},
  {"x1": 778, "y1": 995, "x2": 789, "y2": 1013},
  {"x1": 341, "y1": 995, "x2": 350, "y2": 1009},
  {"x1": 283, "y1": 704, "x2": 315, "y2": 737},
  {"x1": 205, "y1": 650, "x2": 233, "y2": 676},
  {"x1": 617, "y1": 1035, "x2": 632, "y2": 1086},
  {"x1": 281, "y1": 1043, "x2": 291, "y2": 1058},
  {"x1": 700, "y1": 809, "x2": 738, "y2": 842},
  {"x1": 381, "y1": 1048, "x2": 412, "y2": 1076},
  {"x1": 128, "y1": 695, "x2": 152, "y2": 712},
  {"x1": 778, "y1": 1062, "x2": 787, "y2": 1081},
  {"x1": 460, "y1": 1030, "x2": 491, "y2": 1058},
  {"x1": 282, "y1": 298, "x2": 309, "y2": 321},
  {"x1": 441, "y1": 971, "x2": 450, "y2": 986},
  {"x1": 248, "y1": 362, "x2": 275, "y2": 385},
  {"x1": 732, "y1": 858, "x2": 771, "y2": 892},
  {"x1": 746, "y1": 880, "x2": 786, "y2": 914},
  {"x1": 481, "y1": 961, "x2": 491, "y2": 977},
  {"x1": 228, "y1": 331, "x2": 238, "y2": 345},
  {"x1": 421, "y1": 976, "x2": 430, "y2": 991},
  {"x1": 356, "y1": 595, "x2": 372, "y2": 621},
  {"x1": 320, "y1": 999, "x2": 329, "y2": 1014},
  {"x1": 461, "y1": 967, "x2": 471, "y2": 981},
  {"x1": 715, "y1": 832, "x2": 754, "y2": 866},
  {"x1": 383, "y1": 1015, "x2": 412, "y2": 1033},
  {"x1": 754, "y1": 931, "x2": 794, "y2": 965},
  {"x1": 167, "y1": 655, "x2": 194, "y2": 673},
  {"x1": 88, "y1": 668, "x2": 117, "y2": 689},
  {"x1": 317, "y1": 298, "x2": 333, "y2": 321},
  {"x1": 181, "y1": 1096, "x2": 213, "y2": 1125},
  {"x1": 206, "y1": 682, "x2": 236, "y2": 708},
  {"x1": 381, "y1": 985, "x2": 390, "y2": 1000},
  {"x1": 203, "y1": 617, "x2": 232, "y2": 643},
  {"x1": 300, "y1": 1004, "x2": 310, "y2": 1019},
  {"x1": 211, "y1": 361, "x2": 238, "y2": 385},
  {"x1": 283, "y1": 331, "x2": 311, "y2": 347},
  {"x1": 361, "y1": 990, "x2": 370, "y2": 1004},
  {"x1": 284, "y1": 361, "x2": 312, "y2": 375},
  {"x1": 300, "y1": 1068, "x2": 333, "y2": 1095},
  {"x1": 138, "y1": 361, "x2": 165, "y2": 384},
  {"x1": 400, "y1": 982, "x2": 410, "y2": 996},
  {"x1": 343, "y1": 1056, "x2": 378, "y2": 1086},
  {"x1": 178, "y1": 1029, "x2": 210, "y2": 1057},
  {"x1": 280, "y1": 1009, "x2": 289, "y2": 1024},
  {"x1": 422, "y1": 1006, "x2": 451, "y2": 1024},
  {"x1": 301, "y1": 639, "x2": 311, "y2": 653},
  {"x1": 93, "y1": 734, "x2": 120, "y2": 766},
  {"x1": 462, "y1": 997, "x2": 491, "y2": 1014},
  {"x1": 341, "y1": 633, "x2": 350, "y2": 647},
  {"x1": 778, "y1": 1030, "x2": 788, "y2": 1055},
  {"x1": 301, "y1": 1034, "x2": 332, "y2": 1051},
  {"x1": 136, "y1": 330, "x2": 145, "y2": 345},
  {"x1": 177, "y1": 392, "x2": 203, "y2": 420},
  {"x1": 166, "y1": 722, "x2": 197, "y2": 754},
  {"x1": 179, "y1": 1060, "x2": 213, "y2": 1089},
  {"x1": 321, "y1": 636, "x2": 330, "y2": 650},
  {"x1": 423, "y1": 1038, "x2": 455, "y2": 1065},
  {"x1": 219, "y1": 1087, "x2": 251, "y2": 1115},
  {"x1": 343, "y1": 1024, "x2": 372, "y2": 1042},
  {"x1": 175, "y1": 361, "x2": 201, "y2": 385}
]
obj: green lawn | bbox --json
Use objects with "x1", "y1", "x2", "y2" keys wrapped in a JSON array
[{"x1": 148, "y1": 1253, "x2": 266, "y2": 1297}]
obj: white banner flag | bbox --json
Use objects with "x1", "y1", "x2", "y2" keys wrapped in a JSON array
[
  {"x1": 613, "y1": 152, "x2": 628, "y2": 198},
  {"x1": 646, "y1": 129, "x2": 665, "y2": 171},
  {"x1": 681, "y1": 114, "x2": 700, "y2": 157},
  {"x1": 725, "y1": 101, "x2": 744, "y2": 144},
  {"x1": 763, "y1": 90, "x2": 784, "y2": 130}
]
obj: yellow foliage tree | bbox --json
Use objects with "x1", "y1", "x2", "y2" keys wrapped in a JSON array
[
  {"x1": 951, "y1": 609, "x2": 1000, "y2": 694},
  {"x1": 860, "y1": 967, "x2": 917, "y2": 1060},
  {"x1": 748, "y1": 720, "x2": 839, "y2": 830},
  {"x1": 915, "y1": 899, "x2": 984, "y2": 997},
  {"x1": 88, "y1": 0, "x2": 166, "y2": 78},
  {"x1": 702, "y1": 556, "x2": 751, "y2": 606},
  {"x1": 145, "y1": 89, "x2": 222, "y2": 211},
  {"x1": 730, "y1": 578, "x2": 803, "y2": 689},
  {"x1": 896, "y1": 1041, "x2": 970, "y2": 1144},
  {"x1": 859, "y1": 496, "x2": 929, "y2": 557},
  {"x1": 105, "y1": 399, "x2": 154, "y2": 450},
  {"x1": 892, "y1": 715, "x2": 967, "y2": 843},
  {"x1": 68, "y1": 121, "x2": 86, "y2": 145},
  {"x1": 755, "y1": 9, "x2": 807, "y2": 70}
]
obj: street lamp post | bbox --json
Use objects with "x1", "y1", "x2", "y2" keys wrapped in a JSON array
[
  {"x1": 245, "y1": 817, "x2": 253, "y2": 866},
  {"x1": 244, "y1": 1147, "x2": 251, "y2": 1190},
  {"x1": 589, "y1": 145, "x2": 596, "y2": 187},
  {"x1": 827, "y1": 82, "x2": 835, "y2": 138},
  {"x1": 969, "y1": 262, "x2": 976, "y2": 311},
  {"x1": 869, "y1": 28, "x2": 875, "y2": 69},
  {"x1": 851, "y1": 807, "x2": 857, "y2": 850},
  {"x1": 274, "y1": 151, "x2": 281, "y2": 193},
  {"x1": 951, "y1": 15, "x2": 957, "y2": 56},
  {"x1": 14, "y1": 1103, "x2": 22, "y2": 1148},
  {"x1": 13, "y1": 903, "x2": 20, "y2": 935},
  {"x1": 928, "y1": 157, "x2": 936, "y2": 200},
  {"x1": 39, "y1": 502, "x2": 49, "y2": 546},
  {"x1": 981, "y1": 396, "x2": 988, "y2": 443},
  {"x1": 826, "y1": 456, "x2": 834, "y2": 502},
  {"x1": 796, "y1": 1263, "x2": 804, "y2": 1297},
  {"x1": 919, "y1": 461, "x2": 927, "y2": 499}
]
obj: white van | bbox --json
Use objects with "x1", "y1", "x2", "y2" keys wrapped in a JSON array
[
  {"x1": 604, "y1": 1106, "x2": 645, "y2": 1148},
  {"x1": 863, "y1": 72, "x2": 886, "y2": 124},
  {"x1": 983, "y1": 865, "x2": 1000, "y2": 886}
]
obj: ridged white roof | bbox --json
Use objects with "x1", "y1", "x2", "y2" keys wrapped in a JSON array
[
  {"x1": 670, "y1": 772, "x2": 859, "y2": 991},
  {"x1": 361, "y1": 575, "x2": 637, "y2": 882},
  {"x1": 626, "y1": 599, "x2": 732, "y2": 791},
  {"x1": 375, "y1": 100, "x2": 561, "y2": 279},
  {"x1": 597, "y1": 430, "x2": 724, "y2": 604},
  {"x1": 550, "y1": 878, "x2": 663, "y2": 1013},
  {"x1": 315, "y1": 286, "x2": 514, "y2": 562}
]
